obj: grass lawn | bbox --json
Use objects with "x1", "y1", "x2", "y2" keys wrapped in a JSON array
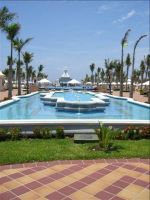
[{"x1": 0, "y1": 138, "x2": 149, "y2": 165}]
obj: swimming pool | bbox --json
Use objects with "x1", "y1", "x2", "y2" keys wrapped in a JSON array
[{"x1": 0, "y1": 92, "x2": 149, "y2": 120}]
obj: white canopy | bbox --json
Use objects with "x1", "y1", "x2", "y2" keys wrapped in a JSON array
[
  {"x1": 0, "y1": 71, "x2": 5, "y2": 77},
  {"x1": 38, "y1": 78, "x2": 51, "y2": 83},
  {"x1": 86, "y1": 82, "x2": 92, "y2": 85},
  {"x1": 68, "y1": 79, "x2": 81, "y2": 85},
  {"x1": 143, "y1": 81, "x2": 150, "y2": 86}
]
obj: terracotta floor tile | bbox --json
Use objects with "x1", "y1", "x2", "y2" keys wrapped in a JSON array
[
  {"x1": 58, "y1": 186, "x2": 76, "y2": 195},
  {"x1": 117, "y1": 189, "x2": 137, "y2": 200},
  {"x1": 17, "y1": 176, "x2": 35, "y2": 184},
  {"x1": 70, "y1": 190, "x2": 97, "y2": 200},
  {"x1": 3, "y1": 180, "x2": 23, "y2": 190},
  {"x1": 0, "y1": 186, "x2": 8, "y2": 193},
  {"x1": 34, "y1": 185, "x2": 55, "y2": 196},
  {"x1": 125, "y1": 183, "x2": 145, "y2": 193},
  {"x1": 0, "y1": 191, "x2": 16, "y2": 200},
  {"x1": 105, "y1": 185, "x2": 122, "y2": 194},
  {"x1": 11, "y1": 185, "x2": 30, "y2": 196},
  {"x1": 138, "y1": 174, "x2": 149, "y2": 182},
  {"x1": 59, "y1": 176, "x2": 77, "y2": 184},
  {"x1": 47, "y1": 180, "x2": 68, "y2": 190},
  {"x1": 46, "y1": 191, "x2": 65, "y2": 200},
  {"x1": 95, "y1": 190, "x2": 114, "y2": 200},
  {"x1": 135, "y1": 188, "x2": 150, "y2": 200},
  {"x1": 82, "y1": 180, "x2": 106, "y2": 195},
  {"x1": 69, "y1": 181, "x2": 86, "y2": 190},
  {"x1": 19, "y1": 191, "x2": 40, "y2": 200}
]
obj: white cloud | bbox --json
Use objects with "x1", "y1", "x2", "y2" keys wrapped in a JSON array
[
  {"x1": 113, "y1": 10, "x2": 136, "y2": 24},
  {"x1": 97, "y1": 4, "x2": 110, "y2": 14}
]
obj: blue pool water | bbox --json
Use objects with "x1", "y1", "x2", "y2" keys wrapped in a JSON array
[
  {"x1": 0, "y1": 93, "x2": 149, "y2": 120},
  {"x1": 52, "y1": 91, "x2": 94, "y2": 101}
]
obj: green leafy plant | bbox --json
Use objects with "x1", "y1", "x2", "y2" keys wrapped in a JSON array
[
  {"x1": 56, "y1": 126, "x2": 65, "y2": 139},
  {"x1": 40, "y1": 128, "x2": 52, "y2": 139},
  {"x1": 0, "y1": 128, "x2": 8, "y2": 141},
  {"x1": 95, "y1": 123, "x2": 115, "y2": 150},
  {"x1": 9, "y1": 128, "x2": 21, "y2": 140},
  {"x1": 33, "y1": 127, "x2": 52, "y2": 139}
]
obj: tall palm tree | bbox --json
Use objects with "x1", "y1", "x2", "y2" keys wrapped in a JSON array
[
  {"x1": 4, "y1": 23, "x2": 20, "y2": 98},
  {"x1": 120, "y1": 29, "x2": 131, "y2": 97},
  {"x1": 97, "y1": 67, "x2": 101, "y2": 83},
  {"x1": 31, "y1": 70, "x2": 36, "y2": 83},
  {"x1": 145, "y1": 54, "x2": 150, "y2": 80},
  {"x1": 114, "y1": 61, "x2": 121, "y2": 89},
  {"x1": 105, "y1": 59, "x2": 115, "y2": 94},
  {"x1": 13, "y1": 37, "x2": 32, "y2": 95},
  {"x1": 37, "y1": 64, "x2": 44, "y2": 79},
  {"x1": 140, "y1": 60, "x2": 145, "y2": 90},
  {"x1": 130, "y1": 35, "x2": 147, "y2": 98},
  {"x1": 0, "y1": 6, "x2": 16, "y2": 29},
  {"x1": 23, "y1": 52, "x2": 33, "y2": 94},
  {"x1": 100, "y1": 69, "x2": 105, "y2": 83},
  {"x1": 125, "y1": 53, "x2": 131, "y2": 91},
  {"x1": 90, "y1": 63, "x2": 95, "y2": 84}
]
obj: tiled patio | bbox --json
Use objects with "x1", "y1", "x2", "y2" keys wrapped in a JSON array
[{"x1": 0, "y1": 159, "x2": 149, "y2": 200}]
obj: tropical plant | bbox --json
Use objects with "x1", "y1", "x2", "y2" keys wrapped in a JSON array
[
  {"x1": 0, "y1": 6, "x2": 16, "y2": 29},
  {"x1": 130, "y1": 34, "x2": 147, "y2": 98},
  {"x1": 4, "y1": 23, "x2": 20, "y2": 98},
  {"x1": 13, "y1": 37, "x2": 32, "y2": 95},
  {"x1": 37, "y1": 64, "x2": 44, "y2": 79},
  {"x1": 97, "y1": 67, "x2": 101, "y2": 83},
  {"x1": 95, "y1": 123, "x2": 115, "y2": 150},
  {"x1": 8, "y1": 128, "x2": 21, "y2": 140},
  {"x1": 125, "y1": 53, "x2": 131, "y2": 91},
  {"x1": 140, "y1": 60, "x2": 145, "y2": 90},
  {"x1": 56, "y1": 126, "x2": 65, "y2": 139},
  {"x1": 23, "y1": 51, "x2": 33, "y2": 94},
  {"x1": 120, "y1": 29, "x2": 131, "y2": 97},
  {"x1": 100, "y1": 68, "x2": 105, "y2": 82},
  {"x1": 90, "y1": 63, "x2": 95, "y2": 84}
]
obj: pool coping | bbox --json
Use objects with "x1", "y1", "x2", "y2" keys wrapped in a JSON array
[{"x1": 0, "y1": 91, "x2": 149, "y2": 127}]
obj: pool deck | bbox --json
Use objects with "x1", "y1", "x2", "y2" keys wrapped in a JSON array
[{"x1": 0, "y1": 159, "x2": 149, "y2": 200}]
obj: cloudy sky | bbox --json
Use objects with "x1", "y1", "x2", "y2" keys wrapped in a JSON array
[{"x1": 0, "y1": 0, "x2": 149, "y2": 81}]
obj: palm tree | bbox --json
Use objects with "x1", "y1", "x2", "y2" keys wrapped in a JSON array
[
  {"x1": 105, "y1": 59, "x2": 115, "y2": 94},
  {"x1": 125, "y1": 53, "x2": 131, "y2": 91},
  {"x1": 13, "y1": 37, "x2": 32, "y2": 95},
  {"x1": 100, "y1": 69, "x2": 105, "y2": 83},
  {"x1": 145, "y1": 54, "x2": 150, "y2": 80},
  {"x1": 130, "y1": 35, "x2": 147, "y2": 98},
  {"x1": 31, "y1": 70, "x2": 36, "y2": 83},
  {"x1": 120, "y1": 29, "x2": 131, "y2": 97},
  {"x1": 0, "y1": 6, "x2": 16, "y2": 29},
  {"x1": 37, "y1": 64, "x2": 44, "y2": 80},
  {"x1": 90, "y1": 63, "x2": 95, "y2": 84},
  {"x1": 140, "y1": 60, "x2": 145, "y2": 90},
  {"x1": 114, "y1": 61, "x2": 121, "y2": 89},
  {"x1": 4, "y1": 23, "x2": 20, "y2": 98},
  {"x1": 97, "y1": 67, "x2": 101, "y2": 83},
  {"x1": 23, "y1": 52, "x2": 33, "y2": 94}
]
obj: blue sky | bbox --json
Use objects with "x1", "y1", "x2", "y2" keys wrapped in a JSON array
[{"x1": 0, "y1": 0, "x2": 149, "y2": 81}]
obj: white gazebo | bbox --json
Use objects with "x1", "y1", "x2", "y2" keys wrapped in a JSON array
[
  {"x1": 0, "y1": 71, "x2": 5, "y2": 91},
  {"x1": 85, "y1": 82, "x2": 92, "y2": 85},
  {"x1": 38, "y1": 78, "x2": 51, "y2": 88},
  {"x1": 68, "y1": 79, "x2": 81, "y2": 86}
]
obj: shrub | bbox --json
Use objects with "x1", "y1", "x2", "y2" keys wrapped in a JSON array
[
  {"x1": 40, "y1": 128, "x2": 52, "y2": 139},
  {"x1": 0, "y1": 128, "x2": 8, "y2": 141},
  {"x1": 139, "y1": 126, "x2": 150, "y2": 139},
  {"x1": 33, "y1": 127, "x2": 52, "y2": 139},
  {"x1": 56, "y1": 126, "x2": 65, "y2": 139},
  {"x1": 33, "y1": 127, "x2": 41, "y2": 138},
  {"x1": 9, "y1": 128, "x2": 21, "y2": 140},
  {"x1": 95, "y1": 123, "x2": 115, "y2": 150}
]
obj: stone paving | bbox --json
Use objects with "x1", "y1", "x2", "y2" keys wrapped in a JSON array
[{"x1": 0, "y1": 159, "x2": 149, "y2": 200}]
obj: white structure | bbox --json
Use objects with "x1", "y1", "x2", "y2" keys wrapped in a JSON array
[
  {"x1": 68, "y1": 79, "x2": 81, "y2": 85},
  {"x1": 143, "y1": 81, "x2": 150, "y2": 86},
  {"x1": 0, "y1": 71, "x2": 5, "y2": 91},
  {"x1": 59, "y1": 70, "x2": 71, "y2": 86},
  {"x1": 38, "y1": 78, "x2": 51, "y2": 88}
]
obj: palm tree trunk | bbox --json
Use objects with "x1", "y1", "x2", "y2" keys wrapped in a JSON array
[
  {"x1": 120, "y1": 45, "x2": 124, "y2": 96},
  {"x1": 140, "y1": 74, "x2": 143, "y2": 90},
  {"x1": 130, "y1": 48, "x2": 135, "y2": 98},
  {"x1": 26, "y1": 63, "x2": 29, "y2": 94},
  {"x1": 18, "y1": 51, "x2": 21, "y2": 95},
  {"x1": 8, "y1": 41, "x2": 13, "y2": 99},
  {"x1": 126, "y1": 66, "x2": 129, "y2": 91}
]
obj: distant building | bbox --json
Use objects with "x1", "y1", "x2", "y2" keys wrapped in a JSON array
[
  {"x1": 59, "y1": 70, "x2": 72, "y2": 86},
  {"x1": 0, "y1": 71, "x2": 5, "y2": 91}
]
